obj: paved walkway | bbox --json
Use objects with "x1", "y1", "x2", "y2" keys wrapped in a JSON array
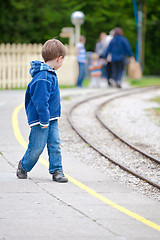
[{"x1": 0, "y1": 89, "x2": 160, "y2": 240}]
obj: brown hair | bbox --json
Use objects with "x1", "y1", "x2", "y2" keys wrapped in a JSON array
[
  {"x1": 91, "y1": 52, "x2": 99, "y2": 60},
  {"x1": 80, "y1": 35, "x2": 86, "y2": 42},
  {"x1": 113, "y1": 27, "x2": 124, "y2": 36},
  {"x1": 42, "y1": 38, "x2": 67, "y2": 62}
]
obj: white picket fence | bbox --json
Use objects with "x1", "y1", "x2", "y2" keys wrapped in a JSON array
[
  {"x1": 0, "y1": 43, "x2": 78, "y2": 89},
  {"x1": 0, "y1": 43, "x2": 43, "y2": 89}
]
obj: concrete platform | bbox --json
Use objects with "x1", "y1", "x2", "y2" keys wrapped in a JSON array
[{"x1": 0, "y1": 89, "x2": 160, "y2": 240}]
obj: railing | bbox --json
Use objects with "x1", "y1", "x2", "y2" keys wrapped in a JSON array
[{"x1": 0, "y1": 43, "x2": 77, "y2": 89}]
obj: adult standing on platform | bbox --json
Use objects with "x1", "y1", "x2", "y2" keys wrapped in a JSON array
[
  {"x1": 95, "y1": 32, "x2": 112, "y2": 58},
  {"x1": 76, "y1": 35, "x2": 87, "y2": 87},
  {"x1": 95, "y1": 32, "x2": 113, "y2": 85},
  {"x1": 104, "y1": 27, "x2": 134, "y2": 88}
]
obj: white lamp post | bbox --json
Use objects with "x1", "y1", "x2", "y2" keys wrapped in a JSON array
[{"x1": 71, "y1": 11, "x2": 85, "y2": 45}]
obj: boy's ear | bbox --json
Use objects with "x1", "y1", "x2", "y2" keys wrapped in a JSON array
[{"x1": 57, "y1": 56, "x2": 63, "y2": 62}]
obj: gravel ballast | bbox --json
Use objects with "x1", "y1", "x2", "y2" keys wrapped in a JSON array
[{"x1": 59, "y1": 88, "x2": 160, "y2": 202}]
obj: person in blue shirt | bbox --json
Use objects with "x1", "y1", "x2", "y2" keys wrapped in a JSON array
[
  {"x1": 16, "y1": 38, "x2": 68, "y2": 183},
  {"x1": 104, "y1": 27, "x2": 135, "y2": 88},
  {"x1": 76, "y1": 35, "x2": 87, "y2": 87}
]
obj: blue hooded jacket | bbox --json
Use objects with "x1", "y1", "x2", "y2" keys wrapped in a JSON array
[
  {"x1": 104, "y1": 35, "x2": 133, "y2": 62},
  {"x1": 25, "y1": 60, "x2": 61, "y2": 127}
]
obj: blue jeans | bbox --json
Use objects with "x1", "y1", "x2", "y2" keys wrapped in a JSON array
[
  {"x1": 77, "y1": 62, "x2": 86, "y2": 87},
  {"x1": 112, "y1": 60, "x2": 125, "y2": 83},
  {"x1": 21, "y1": 120, "x2": 63, "y2": 174}
]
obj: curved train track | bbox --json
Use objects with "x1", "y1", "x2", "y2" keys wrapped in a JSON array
[
  {"x1": 96, "y1": 91, "x2": 160, "y2": 165},
  {"x1": 67, "y1": 86, "x2": 160, "y2": 190}
]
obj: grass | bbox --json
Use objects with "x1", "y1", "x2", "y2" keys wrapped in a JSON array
[
  {"x1": 1, "y1": 77, "x2": 160, "y2": 90},
  {"x1": 150, "y1": 96, "x2": 160, "y2": 104},
  {"x1": 59, "y1": 85, "x2": 75, "y2": 89},
  {"x1": 126, "y1": 76, "x2": 160, "y2": 87},
  {"x1": 150, "y1": 96, "x2": 160, "y2": 120},
  {"x1": 126, "y1": 76, "x2": 160, "y2": 126},
  {"x1": 147, "y1": 95, "x2": 160, "y2": 125},
  {"x1": 147, "y1": 107, "x2": 160, "y2": 125},
  {"x1": 61, "y1": 76, "x2": 160, "y2": 88},
  {"x1": 63, "y1": 96, "x2": 71, "y2": 100},
  {"x1": 153, "y1": 108, "x2": 160, "y2": 117},
  {"x1": 82, "y1": 78, "x2": 90, "y2": 87},
  {"x1": 83, "y1": 76, "x2": 160, "y2": 88}
]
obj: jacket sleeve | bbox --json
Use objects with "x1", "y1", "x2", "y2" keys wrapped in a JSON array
[
  {"x1": 124, "y1": 38, "x2": 134, "y2": 57},
  {"x1": 103, "y1": 41, "x2": 112, "y2": 59},
  {"x1": 30, "y1": 79, "x2": 52, "y2": 126}
]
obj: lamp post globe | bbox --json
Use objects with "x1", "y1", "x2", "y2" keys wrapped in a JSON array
[{"x1": 71, "y1": 11, "x2": 85, "y2": 45}]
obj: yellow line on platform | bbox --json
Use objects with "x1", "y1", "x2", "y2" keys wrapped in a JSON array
[{"x1": 12, "y1": 103, "x2": 160, "y2": 232}]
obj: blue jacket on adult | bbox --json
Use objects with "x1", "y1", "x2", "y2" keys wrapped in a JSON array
[
  {"x1": 25, "y1": 60, "x2": 61, "y2": 127},
  {"x1": 104, "y1": 34, "x2": 134, "y2": 62}
]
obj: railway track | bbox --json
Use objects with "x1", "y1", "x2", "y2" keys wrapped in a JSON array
[
  {"x1": 96, "y1": 90, "x2": 160, "y2": 164},
  {"x1": 67, "y1": 86, "x2": 160, "y2": 190}
]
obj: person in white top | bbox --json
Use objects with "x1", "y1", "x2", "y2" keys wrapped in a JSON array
[
  {"x1": 95, "y1": 32, "x2": 112, "y2": 58},
  {"x1": 95, "y1": 32, "x2": 113, "y2": 86}
]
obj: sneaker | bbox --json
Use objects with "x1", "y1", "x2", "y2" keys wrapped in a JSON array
[
  {"x1": 52, "y1": 171, "x2": 68, "y2": 183},
  {"x1": 16, "y1": 161, "x2": 27, "y2": 179},
  {"x1": 117, "y1": 82, "x2": 122, "y2": 88}
]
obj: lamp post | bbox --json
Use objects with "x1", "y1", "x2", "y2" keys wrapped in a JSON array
[
  {"x1": 138, "y1": 0, "x2": 143, "y2": 69},
  {"x1": 71, "y1": 11, "x2": 85, "y2": 45},
  {"x1": 132, "y1": 0, "x2": 145, "y2": 70}
]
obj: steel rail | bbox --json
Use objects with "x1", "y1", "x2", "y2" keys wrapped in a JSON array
[
  {"x1": 96, "y1": 88, "x2": 160, "y2": 164},
  {"x1": 67, "y1": 86, "x2": 160, "y2": 190}
]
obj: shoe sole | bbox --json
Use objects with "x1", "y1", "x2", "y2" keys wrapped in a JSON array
[
  {"x1": 16, "y1": 172, "x2": 27, "y2": 179},
  {"x1": 52, "y1": 177, "x2": 68, "y2": 183}
]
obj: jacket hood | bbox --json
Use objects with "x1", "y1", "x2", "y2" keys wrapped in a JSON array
[{"x1": 29, "y1": 60, "x2": 55, "y2": 77}]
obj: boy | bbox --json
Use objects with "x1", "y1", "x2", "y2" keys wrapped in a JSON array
[
  {"x1": 89, "y1": 52, "x2": 106, "y2": 88},
  {"x1": 16, "y1": 38, "x2": 68, "y2": 183}
]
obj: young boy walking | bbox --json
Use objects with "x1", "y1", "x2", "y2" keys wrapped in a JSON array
[
  {"x1": 89, "y1": 52, "x2": 105, "y2": 88},
  {"x1": 16, "y1": 38, "x2": 68, "y2": 183}
]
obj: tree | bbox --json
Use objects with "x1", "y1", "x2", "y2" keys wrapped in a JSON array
[{"x1": 0, "y1": 0, "x2": 159, "y2": 74}]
